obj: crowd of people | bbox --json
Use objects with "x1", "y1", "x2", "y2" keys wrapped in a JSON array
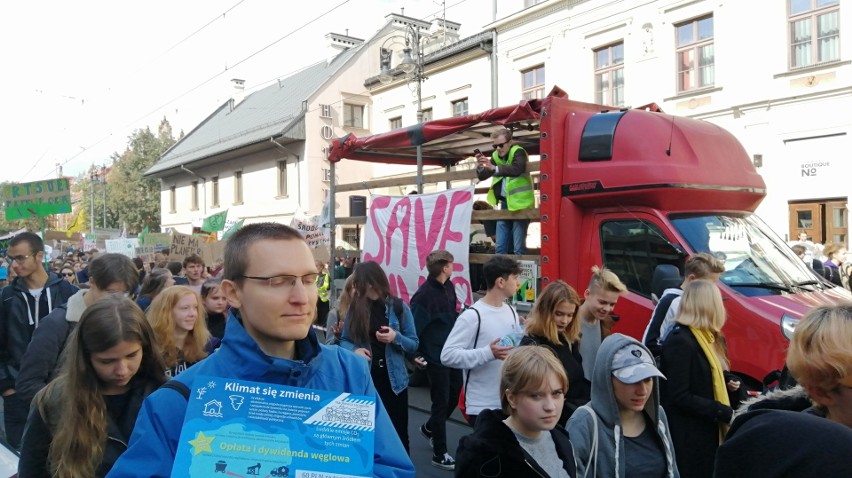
[
  {"x1": 0, "y1": 222, "x2": 849, "y2": 477},
  {"x1": 324, "y1": 246, "x2": 851, "y2": 477}
]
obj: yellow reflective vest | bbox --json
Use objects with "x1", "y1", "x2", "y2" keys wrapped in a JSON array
[
  {"x1": 486, "y1": 145, "x2": 535, "y2": 211},
  {"x1": 316, "y1": 271, "x2": 330, "y2": 303}
]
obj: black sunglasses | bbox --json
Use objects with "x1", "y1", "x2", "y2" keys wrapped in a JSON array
[
  {"x1": 492, "y1": 142, "x2": 506, "y2": 149},
  {"x1": 61, "y1": 272, "x2": 75, "y2": 277}
]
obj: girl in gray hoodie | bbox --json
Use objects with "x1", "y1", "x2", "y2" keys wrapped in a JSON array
[{"x1": 567, "y1": 334, "x2": 679, "y2": 478}]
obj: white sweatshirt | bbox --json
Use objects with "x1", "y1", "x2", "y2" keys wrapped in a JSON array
[{"x1": 441, "y1": 299, "x2": 520, "y2": 415}]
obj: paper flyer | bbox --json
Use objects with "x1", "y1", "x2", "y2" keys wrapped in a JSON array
[{"x1": 171, "y1": 375, "x2": 376, "y2": 478}]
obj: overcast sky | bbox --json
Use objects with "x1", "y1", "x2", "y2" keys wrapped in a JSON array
[{"x1": 1, "y1": 0, "x2": 493, "y2": 184}]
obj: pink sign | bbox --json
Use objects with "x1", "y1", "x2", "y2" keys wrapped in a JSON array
[{"x1": 363, "y1": 187, "x2": 474, "y2": 305}]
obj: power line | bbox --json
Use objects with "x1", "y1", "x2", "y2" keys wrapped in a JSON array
[
  {"x1": 137, "y1": 0, "x2": 248, "y2": 73},
  {"x1": 43, "y1": 0, "x2": 352, "y2": 180}
]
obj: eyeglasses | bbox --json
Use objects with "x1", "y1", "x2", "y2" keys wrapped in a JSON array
[
  {"x1": 6, "y1": 253, "x2": 35, "y2": 264},
  {"x1": 61, "y1": 272, "x2": 75, "y2": 277},
  {"x1": 237, "y1": 273, "x2": 320, "y2": 289},
  {"x1": 492, "y1": 142, "x2": 507, "y2": 149}
]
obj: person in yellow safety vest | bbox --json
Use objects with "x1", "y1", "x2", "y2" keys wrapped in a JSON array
[
  {"x1": 475, "y1": 128, "x2": 535, "y2": 255},
  {"x1": 315, "y1": 260, "x2": 330, "y2": 326}
]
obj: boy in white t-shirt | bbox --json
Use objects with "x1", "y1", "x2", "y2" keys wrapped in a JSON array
[{"x1": 441, "y1": 255, "x2": 522, "y2": 426}]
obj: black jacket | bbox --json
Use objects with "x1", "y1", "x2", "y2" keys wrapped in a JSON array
[
  {"x1": 455, "y1": 409, "x2": 576, "y2": 478},
  {"x1": 715, "y1": 409, "x2": 852, "y2": 478},
  {"x1": 520, "y1": 334, "x2": 590, "y2": 425},
  {"x1": 14, "y1": 304, "x2": 72, "y2": 404},
  {"x1": 18, "y1": 378, "x2": 160, "y2": 477},
  {"x1": 206, "y1": 311, "x2": 226, "y2": 340},
  {"x1": 409, "y1": 277, "x2": 457, "y2": 366},
  {"x1": 0, "y1": 272, "x2": 78, "y2": 392},
  {"x1": 660, "y1": 325, "x2": 734, "y2": 478}
]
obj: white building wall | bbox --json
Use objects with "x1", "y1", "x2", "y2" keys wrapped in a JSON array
[
  {"x1": 159, "y1": 147, "x2": 301, "y2": 234},
  {"x1": 490, "y1": 0, "x2": 851, "y2": 243}
]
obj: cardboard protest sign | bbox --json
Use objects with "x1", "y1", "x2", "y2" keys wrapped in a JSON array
[
  {"x1": 170, "y1": 232, "x2": 204, "y2": 262},
  {"x1": 362, "y1": 187, "x2": 474, "y2": 305},
  {"x1": 135, "y1": 246, "x2": 158, "y2": 264},
  {"x1": 201, "y1": 241, "x2": 226, "y2": 266}
]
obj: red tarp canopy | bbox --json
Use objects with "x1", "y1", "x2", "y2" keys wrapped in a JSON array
[{"x1": 327, "y1": 94, "x2": 556, "y2": 167}]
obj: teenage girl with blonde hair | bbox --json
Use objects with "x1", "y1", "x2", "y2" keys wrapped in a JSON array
[
  {"x1": 659, "y1": 279, "x2": 740, "y2": 478},
  {"x1": 521, "y1": 280, "x2": 590, "y2": 423},
  {"x1": 146, "y1": 285, "x2": 212, "y2": 378},
  {"x1": 455, "y1": 346, "x2": 576, "y2": 477}
]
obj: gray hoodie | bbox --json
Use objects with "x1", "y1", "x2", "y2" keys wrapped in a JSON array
[{"x1": 567, "y1": 334, "x2": 679, "y2": 478}]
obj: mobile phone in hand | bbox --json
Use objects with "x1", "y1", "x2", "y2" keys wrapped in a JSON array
[{"x1": 473, "y1": 148, "x2": 481, "y2": 155}]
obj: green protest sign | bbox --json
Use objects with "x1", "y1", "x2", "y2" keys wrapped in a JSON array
[{"x1": 2, "y1": 179, "x2": 72, "y2": 220}]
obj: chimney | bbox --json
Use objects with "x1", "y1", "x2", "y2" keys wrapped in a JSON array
[
  {"x1": 227, "y1": 78, "x2": 247, "y2": 111},
  {"x1": 426, "y1": 18, "x2": 460, "y2": 51},
  {"x1": 325, "y1": 32, "x2": 364, "y2": 64}
]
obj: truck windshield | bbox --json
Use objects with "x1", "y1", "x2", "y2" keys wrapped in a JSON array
[{"x1": 670, "y1": 214, "x2": 825, "y2": 297}]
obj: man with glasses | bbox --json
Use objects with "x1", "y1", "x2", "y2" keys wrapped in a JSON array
[
  {"x1": 110, "y1": 223, "x2": 415, "y2": 477},
  {"x1": 15, "y1": 253, "x2": 139, "y2": 410},
  {"x1": 475, "y1": 128, "x2": 535, "y2": 255},
  {"x1": 0, "y1": 232, "x2": 78, "y2": 448}
]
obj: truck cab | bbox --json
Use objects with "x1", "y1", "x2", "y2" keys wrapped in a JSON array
[{"x1": 538, "y1": 92, "x2": 851, "y2": 387}]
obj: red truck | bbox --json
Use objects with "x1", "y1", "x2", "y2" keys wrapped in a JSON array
[{"x1": 328, "y1": 87, "x2": 851, "y2": 389}]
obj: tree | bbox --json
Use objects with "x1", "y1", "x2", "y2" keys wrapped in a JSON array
[{"x1": 105, "y1": 118, "x2": 176, "y2": 234}]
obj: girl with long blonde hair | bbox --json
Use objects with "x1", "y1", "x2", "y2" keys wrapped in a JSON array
[
  {"x1": 520, "y1": 280, "x2": 590, "y2": 423},
  {"x1": 146, "y1": 285, "x2": 212, "y2": 378},
  {"x1": 660, "y1": 279, "x2": 740, "y2": 478},
  {"x1": 18, "y1": 295, "x2": 166, "y2": 477}
]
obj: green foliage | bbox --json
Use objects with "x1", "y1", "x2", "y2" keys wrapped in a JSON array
[{"x1": 105, "y1": 117, "x2": 176, "y2": 234}]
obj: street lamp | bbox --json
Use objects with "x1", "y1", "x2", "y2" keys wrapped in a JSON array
[
  {"x1": 378, "y1": 24, "x2": 426, "y2": 193},
  {"x1": 89, "y1": 165, "x2": 107, "y2": 233}
]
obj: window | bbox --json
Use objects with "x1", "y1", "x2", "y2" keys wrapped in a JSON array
[
  {"x1": 594, "y1": 43, "x2": 625, "y2": 106},
  {"x1": 521, "y1": 65, "x2": 545, "y2": 100},
  {"x1": 344, "y1": 104, "x2": 365, "y2": 128},
  {"x1": 600, "y1": 219, "x2": 682, "y2": 297},
  {"x1": 233, "y1": 171, "x2": 243, "y2": 204},
  {"x1": 452, "y1": 98, "x2": 468, "y2": 117},
  {"x1": 789, "y1": 0, "x2": 840, "y2": 68},
  {"x1": 676, "y1": 16, "x2": 714, "y2": 92},
  {"x1": 421, "y1": 108, "x2": 433, "y2": 122},
  {"x1": 169, "y1": 186, "x2": 176, "y2": 213},
  {"x1": 277, "y1": 161, "x2": 288, "y2": 197},
  {"x1": 342, "y1": 227, "x2": 360, "y2": 248},
  {"x1": 211, "y1": 176, "x2": 219, "y2": 208},
  {"x1": 389, "y1": 116, "x2": 402, "y2": 130},
  {"x1": 190, "y1": 181, "x2": 199, "y2": 211},
  {"x1": 320, "y1": 104, "x2": 332, "y2": 118},
  {"x1": 322, "y1": 168, "x2": 332, "y2": 182},
  {"x1": 524, "y1": 0, "x2": 546, "y2": 6}
]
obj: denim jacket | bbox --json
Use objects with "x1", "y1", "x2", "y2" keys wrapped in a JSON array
[{"x1": 340, "y1": 297, "x2": 419, "y2": 395}]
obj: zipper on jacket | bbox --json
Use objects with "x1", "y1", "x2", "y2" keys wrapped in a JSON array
[
  {"x1": 107, "y1": 436, "x2": 128, "y2": 448},
  {"x1": 524, "y1": 459, "x2": 547, "y2": 478}
]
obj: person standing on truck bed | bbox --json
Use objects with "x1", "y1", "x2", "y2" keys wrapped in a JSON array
[
  {"x1": 576, "y1": 266, "x2": 627, "y2": 380},
  {"x1": 475, "y1": 128, "x2": 535, "y2": 255}
]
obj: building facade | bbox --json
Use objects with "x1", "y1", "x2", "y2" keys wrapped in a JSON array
[{"x1": 485, "y1": 0, "x2": 849, "y2": 245}]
